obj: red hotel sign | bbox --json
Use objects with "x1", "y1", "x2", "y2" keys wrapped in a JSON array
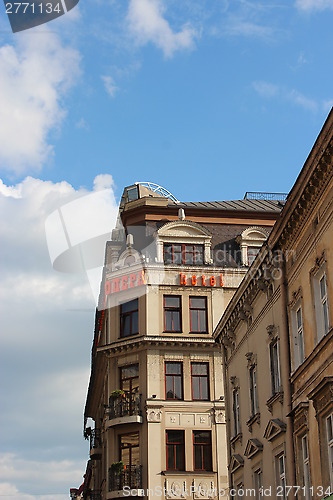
[{"x1": 180, "y1": 273, "x2": 223, "y2": 287}]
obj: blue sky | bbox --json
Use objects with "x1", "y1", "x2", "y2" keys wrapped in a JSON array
[{"x1": 0, "y1": 0, "x2": 333, "y2": 498}]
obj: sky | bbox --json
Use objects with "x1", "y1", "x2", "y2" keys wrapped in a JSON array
[{"x1": 0, "y1": 0, "x2": 333, "y2": 498}]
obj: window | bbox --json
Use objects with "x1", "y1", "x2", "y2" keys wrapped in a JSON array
[
  {"x1": 270, "y1": 339, "x2": 281, "y2": 395},
  {"x1": 254, "y1": 469, "x2": 263, "y2": 499},
  {"x1": 248, "y1": 247, "x2": 260, "y2": 266},
  {"x1": 191, "y1": 363, "x2": 209, "y2": 400},
  {"x1": 193, "y1": 431, "x2": 212, "y2": 471},
  {"x1": 233, "y1": 388, "x2": 240, "y2": 436},
  {"x1": 277, "y1": 454, "x2": 286, "y2": 500},
  {"x1": 314, "y1": 268, "x2": 330, "y2": 341},
  {"x1": 249, "y1": 366, "x2": 258, "y2": 416},
  {"x1": 301, "y1": 435, "x2": 311, "y2": 499},
  {"x1": 165, "y1": 362, "x2": 183, "y2": 400},
  {"x1": 164, "y1": 296, "x2": 181, "y2": 332},
  {"x1": 166, "y1": 430, "x2": 185, "y2": 471},
  {"x1": 292, "y1": 305, "x2": 305, "y2": 368},
  {"x1": 120, "y1": 364, "x2": 139, "y2": 393},
  {"x1": 120, "y1": 299, "x2": 138, "y2": 337},
  {"x1": 327, "y1": 414, "x2": 333, "y2": 488},
  {"x1": 164, "y1": 243, "x2": 204, "y2": 265},
  {"x1": 236, "y1": 483, "x2": 244, "y2": 500},
  {"x1": 190, "y1": 297, "x2": 207, "y2": 333},
  {"x1": 120, "y1": 432, "x2": 140, "y2": 467}
]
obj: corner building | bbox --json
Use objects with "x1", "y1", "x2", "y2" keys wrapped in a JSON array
[{"x1": 81, "y1": 185, "x2": 282, "y2": 500}]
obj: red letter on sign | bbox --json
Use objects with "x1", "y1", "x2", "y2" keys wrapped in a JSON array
[
  {"x1": 202, "y1": 275, "x2": 206, "y2": 286},
  {"x1": 192, "y1": 275, "x2": 197, "y2": 286},
  {"x1": 105, "y1": 280, "x2": 111, "y2": 295},
  {"x1": 137, "y1": 270, "x2": 146, "y2": 286},
  {"x1": 121, "y1": 275, "x2": 128, "y2": 290},
  {"x1": 130, "y1": 273, "x2": 137, "y2": 288},
  {"x1": 220, "y1": 274, "x2": 224, "y2": 287},
  {"x1": 180, "y1": 273, "x2": 187, "y2": 285},
  {"x1": 113, "y1": 277, "x2": 120, "y2": 293},
  {"x1": 210, "y1": 276, "x2": 216, "y2": 286}
]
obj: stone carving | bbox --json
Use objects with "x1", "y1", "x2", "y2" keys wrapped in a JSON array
[
  {"x1": 146, "y1": 408, "x2": 162, "y2": 422},
  {"x1": 214, "y1": 410, "x2": 226, "y2": 424}
]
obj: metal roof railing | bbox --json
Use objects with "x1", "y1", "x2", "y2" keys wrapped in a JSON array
[{"x1": 244, "y1": 192, "x2": 288, "y2": 202}]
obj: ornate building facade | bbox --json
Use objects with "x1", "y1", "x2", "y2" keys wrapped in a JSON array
[
  {"x1": 214, "y1": 109, "x2": 333, "y2": 499},
  {"x1": 70, "y1": 184, "x2": 281, "y2": 499}
]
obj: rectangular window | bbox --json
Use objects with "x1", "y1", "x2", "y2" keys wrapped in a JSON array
[
  {"x1": 270, "y1": 339, "x2": 281, "y2": 395},
  {"x1": 296, "y1": 306, "x2": 305, "y2": 365},
  {"x1": 314, "y1": 269, "x2": 330, "y2": 341},
  {"x1": 193, "y1": 431, "x2": 212, "y2": 471},
  {"x1": 327, "y1": 414, "x2": 333, "y2": 488},
  {"x1": 164, "y1": 296, "x2": 181, "y2": 332},
  {"x1": 249, "y1": 366, "x2": 258, "y2": 416},
  {"x1": 164, "y1": 243, "x2": 204, "y2": 265},
  {"x1": 120, "y1": 364, "x2": 139, "y2": 393},
  {"x1": 301, "y1": 435, "x2": 311, "y2": 499},
  {"x1": 120, "y1": 432, "x2": 140, "y2": 467},
  {"x1": 233, "y1": 388, "x2": 240, "y2": 436},
  {"x1": 165, "y1": 362, "x2": 183, "y2": 400},
  {"x1": 120, "y1": 299, "x2": 139, "y2": 337},
  {"x1": 247, "y1": 247, "x2": 260, "y2": 266},
  {"x1": 254, "y1": 469, "x2": 263, "y2": 500},
  {"x1": 277, "y1": 454, "x2": 286, "y2": 500},
  {"x1": 190, "y1": 297, "x2": 207, "y2": 333},
  {"x1": 191, "y1": 363, "x2": 209, "y2": 400},
  {"x1": 166, "y1": 430, "x2": 185, "y2": 471}
]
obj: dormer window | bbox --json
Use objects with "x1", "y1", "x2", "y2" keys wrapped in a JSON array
[
  {"x1": 237, "y1": 227, "x2": 268, "y2": 266},
  {"x1": 164, "y1": 243, "x2": 204, "y2": 265}
]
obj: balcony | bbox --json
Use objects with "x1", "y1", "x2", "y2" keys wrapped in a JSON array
[
  {"x1": 107, "y1": 465, "x2": 144, "y2": 499},
  {"x1": 89, "y1": 491, "x2": 102, "y2": 500},
  {"x1": 89, "y1": 429, "x2": 102, "y2": 459},
  {"x1": 107, "y1": 391, "x2": 143, "y2": 428}
]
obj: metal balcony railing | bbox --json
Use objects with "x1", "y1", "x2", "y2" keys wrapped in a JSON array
[
  {"x1": 109, "y1": 465, "x2": 143, "y2": 492},
  {"x1": 108, "y1": 391, "x2": 141, "y2": 420},
  {"x1": 90, "y1": 428, "x2": 101, "y2": 450},
  {"x1": 244, "y1": 191, "x2": 288, "y2": 202}
]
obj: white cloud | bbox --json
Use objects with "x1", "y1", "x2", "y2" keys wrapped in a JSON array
[
  {"x1": 0, "y1": 175, "x2": 118, "y2": 496},
  {"x1": 127, "y1": 0, "x2": 196, "y2": 58},
  {"x1": 287, "y1": 89, "x2": 318, "y2": 112},
  {"x1": 295, "y1": 0, "x2": 333, "y2": 11},
  {"x1": 252, "y1": 81, "x2": 279, "y2": 99},
  {"x1": 102, "y1": 75, "x2": 119, "y2": 97},
  {"x1": 0, "y1": 30, "x2": 80, "y2": 176}
]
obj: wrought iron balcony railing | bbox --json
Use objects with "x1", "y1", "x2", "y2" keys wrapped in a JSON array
[
  {"x1": 108, "y1": 391, "x2": 141, "y2": 420},
  {"x1": 90, "y1": 428, "x2": 101, "y2": 450},
  {"x1": 109, "y1": 465, "x2": 143, "y2": 492}
]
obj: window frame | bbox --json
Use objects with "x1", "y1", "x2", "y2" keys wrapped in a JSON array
[
  {"x1": 313, "y1": 266, "x2": 330, "y2": 342},
  {"x1": 166, "y1": 430, "x2": 185, "y2": 471},
  {"x1": 165, "y1": 361, "x2": 183, "y2": 400},
  {"x1": 193, "y1": 431, "x2": 212, "y2": 471},
  {"x1": 249, "y1": 365, "x2": 259, "y2": 416},
  {"x1": 270, "y1": 338, "x2": 281, "y2": 396},
  {"x1": 254, "y1": 468, "x2": 263, "y2": 500},
  {"x1": 191, "y1": 362, "x2": 210, "y2": 401},
  {"x1": 276, "y1": 453, "x2": 286, "y2": 500},
  {"x1": 120, "y1": 364, "x2": 139, "y2": 393},
  {"x1": 326, "y1": 413, "x2": 333, "y2": 488},
  {"x1": 300, "y1": 434, "x2": 312, "y2": 499},
  {"x1": 120, "y1": 298, "x2": 139, "y2": 338},
  {"x1": 163, "y1": 295, "x2": 182, "y2": 333},
  {"x1": 189, "y1": 296, "x2": 208, "y2": 334},
  {"x1": 163, "y1": 243, "x2": 204, "y2": 266},
  {"x1": 233, "y1": 388, "x2": 241, "y2": 436}
]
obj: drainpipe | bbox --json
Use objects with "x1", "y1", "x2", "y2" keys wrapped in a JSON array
[
  {"x1": 221, "y1": 342, "x2": 232, "y2": 493},
  {"x1": 279, "y1": 254, "x2": 296, "y2": 489}
]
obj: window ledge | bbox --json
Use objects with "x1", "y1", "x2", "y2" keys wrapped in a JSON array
[
  {"x1": 230, "y1": 432, "x2": 242, "y2": 450},
  {"x1": 161, "y1": 471, "x2": 216, "y2": 476},
  {"x1": 246, "y1": 412, "x2": 260, "y2": 432},
  {"x1": 266, "y1": 391, "x2": 283, "y2": 413}
]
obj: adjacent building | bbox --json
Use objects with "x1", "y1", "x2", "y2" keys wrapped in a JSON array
[
  {"x1": 214, "y1": 109, "x2": 333, "y2": 499},
  {"x1": 71, "y1": 184, "x2": 282, "y2": 499}
]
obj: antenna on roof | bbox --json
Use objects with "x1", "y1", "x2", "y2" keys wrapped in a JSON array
[{"x1": 135, "y1": 182, "x2": 180, "y2": 204}]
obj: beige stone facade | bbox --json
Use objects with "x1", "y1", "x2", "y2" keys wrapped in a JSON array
[
  {"x1": 72, "y1": 187, "x2": 281, "y2": 499},
  {"x1": 214, "y1": 109, "x2": 333, "y2": 499}
]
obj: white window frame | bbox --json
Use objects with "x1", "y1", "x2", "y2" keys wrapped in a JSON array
[
  {"x1": 291, "y1": 302, "x2": 305, "y2": 369},
  {"x1": 233, "y1": 388, "x2": 241, "y2": 436},
  {"x1": 326, "y1": 413, "x2": 333, "y2": 488},
  {"x1": 254, "y1": 468, "x2": 263, "y2": 500},
  {"x1": 313, "y1": 266, "x2": 330, "y2": 342},
  {"x1": 249, "y1": 365, "x2": 259, "y2": 416},
  {"x1": 276, "y1": 454, "x2": 286, "y2": 500},
  {"x1": 301, "y1": 435, "x2": 311, "y2": 500},
  {"x1": 270, "y1": 338, "x2": 281, "y2": 395}
]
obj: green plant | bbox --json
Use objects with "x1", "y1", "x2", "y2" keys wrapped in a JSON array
[
  {"x1": 110, "y1": 461, "x2": 124, "y2": 474},
  {"x1": 110, "y1": 389, "x2": 125, "y2": 398}
]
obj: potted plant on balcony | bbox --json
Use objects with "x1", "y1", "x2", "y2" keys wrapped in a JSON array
[
  {"x1": 110, "y1": 461, "x2": 124, "y2": 474},
  {"x1": 110, "y1": 389, "x2": 125, "y2": 399}
]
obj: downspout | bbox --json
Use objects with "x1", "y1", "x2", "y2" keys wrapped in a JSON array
[
  {"x1": 221, "y1": 341, "x2": 232, "y2": 492},
  {"x1": 279, "y1": 254, "x2": 296, "y2": 488}
]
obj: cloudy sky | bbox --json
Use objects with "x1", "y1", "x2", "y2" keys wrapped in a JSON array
[{"x1": 0, "y1": 0, "x2": 333, "y2": 497}]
